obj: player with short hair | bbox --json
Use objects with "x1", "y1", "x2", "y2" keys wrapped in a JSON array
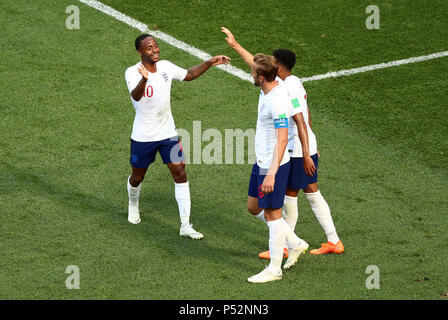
[
  {"x1": 124, "y1": 34, "x2": 230, "y2": 239},
  {"x1": 222, "y1": 27, "x2": 344, "y2": 255},
  {"x1": 245, "y1": 53, "x2": 309, "y2": 283},
  {"x1": 273, "y1": 49, "x2": 344, "y2": 255}
]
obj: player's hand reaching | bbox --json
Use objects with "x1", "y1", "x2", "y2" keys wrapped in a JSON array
[
  {"x1": 209, "y1": 55, "x2": 231, "y2": 66},
  {"x1": 220, "y1": 26, "x2": 254, "y2": 69},
  {"x1": 261, "y1": 175, "x2": 275, "y2": 194},
  {"x1": 221, "y1": 27, "x2": 238, "y2": 48},
  {"x1": 184, "y1": 56, "x2": 230, "y2": 81},
  {"x1": 137, "y1": 63, "x2": 149, "y2": 80}
]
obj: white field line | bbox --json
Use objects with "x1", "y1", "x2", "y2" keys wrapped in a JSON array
[
  {"x1": 78, "y1": 0, "x2": 447, "y2": 83},
  {"x1": 77, "y1": 0, "x2": 252, "y2": 82},
  {"x1": 300, "y1": 51, "x2": 448, "y2": 82}
]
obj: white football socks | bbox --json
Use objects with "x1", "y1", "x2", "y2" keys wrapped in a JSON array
[
  {"x1": 267, "y1": 219, "x2": 286, "y2": 274},
  {"x1": 280, "y1": 218, "x2": 302, "y2": 250},
  {"x1": 254, "y1": 210, "x2": 301, "y2": 250},
  {"x1": 282, "y1": 195, "x2": 299, "y2": 248},
  {"x1": 175, "y1": 181, "x2": 191, "y2": 226},
  {"x1": 283, "y1": 195, "x2": 299, "y2": 230},
  {"x1": 305, "y1": 190, "x2": 340, "y2": 244},
  {"x1": 127, "y1": 176, "x2": 141, "y2": 208},
  {"x1": 255, "y1": 210, "x2": 266, "y2": 222}
]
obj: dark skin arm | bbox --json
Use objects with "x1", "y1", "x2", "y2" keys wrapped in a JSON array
[
  {"x1": 131, "y1": 56, "x2": 230, "y2": 100},
  {"x1": 293, "y1": 112, "x2": 316, "y2": 176},
  {"x1": 184, "y1": 60, "x2": 213, "y2": 81},
  {"x1": 131, "y1": 77, "x2": 147, "y2": 101},
  {"x1": 183, "y1": 55, "x2": 230, "y2": 81},
  {"x1": 307, "y1": 108, "x2": 312, "y2": 128},
  {"x1": 306, "y1": 105, "x2": 320, "y2": 158},
  {"x1": 131, "y1": 63, "x2": 149, "y2": 101}
]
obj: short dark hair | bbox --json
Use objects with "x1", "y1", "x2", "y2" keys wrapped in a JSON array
[
  {"x1": 273, "y1": 49, "x2": 296, "y2": 71},
  {"x1": 135, "y1": 34, "x2": 152, "y2": 50},
  {"x1": 253, "y1": 53, "x2": 278, "y2": 82}
]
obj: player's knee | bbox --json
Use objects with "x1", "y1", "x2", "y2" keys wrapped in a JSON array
[
  {"x1": 178, "y1": 171, "x2": 187, "y2": 182},
  {"x1": 173, "y1": 169, "x2": 187, "y2": 183},
  {"x1": 286, "y1": 187, "x2": 299, "y2": 197},
  {"x1": 304, "y1": 183, "x2": 318, "y2": 193},
  {"x1": 130, "y1": 174, "x2": 145, "y2": 186},
  {"x1": 247, "y1": 206, "x2": 260, "y2": 215}
]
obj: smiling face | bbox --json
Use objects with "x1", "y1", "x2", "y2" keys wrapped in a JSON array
[{"x1": 137, "y1": 36, "x2": 160, "y2": 64}]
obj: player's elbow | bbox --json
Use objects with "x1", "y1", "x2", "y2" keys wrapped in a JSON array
[
  {"x1": 247, "y1": 206, "x2": 261, "y2": 215},
  {"x1": 183, "y1": 70, "x2": 194, "y2": 81},
  {"x1": 131, "y1": 91, "x2": 142, "y2": 101},
  {"x1": 293, "y1": 113, "x2": 305, "y2": 127}
]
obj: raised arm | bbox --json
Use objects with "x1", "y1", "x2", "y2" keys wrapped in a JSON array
[
  {"x1": 131, "y1": 64, "x2": 149, "y2": 101},
  {"x1": 221, "y1": 27, "x2": 254, "y2": 69},
  {"x1": 183, "y1": 55, "x2": 231, "y2": 81}
]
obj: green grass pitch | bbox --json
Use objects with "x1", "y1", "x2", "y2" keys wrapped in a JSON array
[{"x1": 0, "y1": 0, "x2": 447, "y2": 299}]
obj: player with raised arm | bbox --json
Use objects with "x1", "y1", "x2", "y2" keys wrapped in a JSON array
[
  {"x1": 222, "y1": 27, "x2": 344, "y2": 255},
  {"x1": 125, "y1": 34, "x2": 230, "y2": 239},
  {"x1": 245, "y1": 54, "x2": 308, "y2": 283}
]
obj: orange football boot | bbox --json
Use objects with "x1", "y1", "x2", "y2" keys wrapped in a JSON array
[
  {"x1": 309, "y1": 240, "x2": 344, "y2": 255},
  {"x1": 258, "y1": 247, "x2": 289, "y2": 259}
]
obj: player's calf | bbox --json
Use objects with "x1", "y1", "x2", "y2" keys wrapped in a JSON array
[{"x1": 127, "y1": 176, "x2": 141, "y2": 224}]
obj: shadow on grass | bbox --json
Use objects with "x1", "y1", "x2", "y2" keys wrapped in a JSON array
[{"x1": 0, "y1": 163, "x2": 268, "y2": 277}]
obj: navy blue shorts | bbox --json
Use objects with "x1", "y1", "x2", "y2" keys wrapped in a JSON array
[
  {"x1": 248, "y1": 162, "x2": 290, "y2": 209},
  {"x1": 130, "y1": 136, "x2": 185, "y2": 169},
  {"x1": 287, "y1": 154, "x2": 319, "y2": 190}
]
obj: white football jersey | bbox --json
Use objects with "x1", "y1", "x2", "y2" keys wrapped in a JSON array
[
  {"x1": 255, "y1": 83, "x2": 291, "y2": 170},
  {"x1": 283, "y1": 75, "x2": 317, "y2": 157},
  {"x1": 125, "y1": 60, "x2": 188, "y2": 142}
]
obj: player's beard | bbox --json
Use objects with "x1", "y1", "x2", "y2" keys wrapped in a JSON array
[{"x1": 253, "y1": 76, "x2": 261, "y2": 87}]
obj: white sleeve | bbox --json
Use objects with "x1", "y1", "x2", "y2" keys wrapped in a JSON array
[
  {"x1": 125, "y1": 67, "x2": 141, "y2": 94},
  {"x1": 166, "y1": 61, "x2": 188, "y2": 81},
  {"x1": 287, "y1": 82, "x2": 306, "y2": 117},
  {"x1": 271, "y1": 96, "x2": 290, "y2": 129}
]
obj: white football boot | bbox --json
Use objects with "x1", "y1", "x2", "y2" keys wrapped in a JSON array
[
  {"x1": 247, "y1": 268, "x2": 282, "y2": 283},
  {"x1": 179, "y1": 224, "x2": 203, "y2": 239},
  {"x1": 128, "y1": 205, "x2": 141, "y2": 224},
  {"x1": 283, "y1": 240, "x2": 309, "y2": 270}
]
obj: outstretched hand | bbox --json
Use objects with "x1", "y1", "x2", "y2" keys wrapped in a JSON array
[
  {"x1": 221, "y1": 27, "x2": 238, "y2": 48},
  {"x1": 184, "y1": 55, "x2": 231, "y2": 81},
  {"x1": 209, "y1": 55, "x2": 231, "y2": 66}
]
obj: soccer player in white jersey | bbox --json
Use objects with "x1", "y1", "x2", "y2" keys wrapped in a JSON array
[
  {"x1": 273, "y1": 49, "x2": 344, "y2": 254},
  {"x1": 222, "y1": 28, "x2": 344, "y2": 255},
  {"x1": 244, "y1": 54, "x2": 309, "y2": 283},
  {"x1": 124, "y1": 34, "x2": 230, "y2": 239}
]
